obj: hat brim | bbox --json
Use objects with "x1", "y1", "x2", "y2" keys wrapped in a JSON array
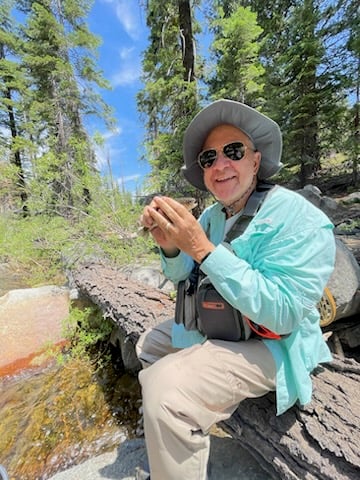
[{"x1": 182, "y1": 99, "x2": 283, "y2": 191}]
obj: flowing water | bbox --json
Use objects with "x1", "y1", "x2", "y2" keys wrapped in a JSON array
[
  {"x1": 0, "y1": 264, "x2": 29, "y2": 297},
  {"x1": 0, "y1": 266, "x2": 142, "y2": 480},
  {"x1": 0, "y1": 356, "x2": 141, "y2": 480}
]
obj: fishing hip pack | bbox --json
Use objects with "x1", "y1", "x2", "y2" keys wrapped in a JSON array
[
  {"x1": 175, "y1": 264, "x2": 252, "y2": 341},
  {"x1": 175, "y1": 262, "x2": 282, "y2": 341}
]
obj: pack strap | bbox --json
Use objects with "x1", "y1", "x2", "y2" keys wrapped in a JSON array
[
  {"x1": 187, "y1": 182, "x2": 274, "y2": 294},
  {"x1": 243, "y1": 316, "x2": 282, "y2": 340},
  {"x1": 224, "y1": 182, "x2": 274, "y2": 243}
]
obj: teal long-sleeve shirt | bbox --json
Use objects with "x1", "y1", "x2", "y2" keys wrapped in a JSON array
[{"x1": 160, "y1": 186, "x2": 336, "y2": 415}]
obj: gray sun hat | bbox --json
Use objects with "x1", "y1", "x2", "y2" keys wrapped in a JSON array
[{"x1": 182, "y1": 99, "x2": 283, "y2": 191}]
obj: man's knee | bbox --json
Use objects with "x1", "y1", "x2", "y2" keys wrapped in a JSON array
[
  {"x1": 135, "y1": 329, "x2": 147, "y2": 359},
  {"x1": 139, "y1": 360, "x2": 177, "y2": 423},
  {"x1": 136, "y1": 319, "x2": 177, "y2": 367}
]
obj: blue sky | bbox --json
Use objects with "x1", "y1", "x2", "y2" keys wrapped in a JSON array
[{"x1": 87, "y1": 0, "x2": 151, "y2": 194}]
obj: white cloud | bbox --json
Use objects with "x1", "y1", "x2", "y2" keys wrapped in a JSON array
[
  {"x1": 115, "y1": 2, "x2": 141, "y2": 40},
  {"x1": 102, "y1": 0, "x2": 142, "y2": 40},
  {"x1": 118, "y1": 174, "x2": 141, "y2": 184},
  {"x1": 119, "y1": 46, "x2": 135, "y2": 60},
  {"x1": 103, "y1": 126, "x2": 122, "y2": 139},
  {"x1": 111, "y1": 45, "x2": 142, "y2": 87},
  {"x1": 92, "y1": 127, "x2": 122, "y2": 169},
  {"x1": 94, "y1": 146, "x2": 107, "y2": 169},
  {"x1": 111, "y1": 64, "x2": 141, "y2": 87}
]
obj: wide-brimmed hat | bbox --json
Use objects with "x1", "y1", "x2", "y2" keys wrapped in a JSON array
[{"x1": 182, "y1": 99, "x2": 283, "y2": 191}]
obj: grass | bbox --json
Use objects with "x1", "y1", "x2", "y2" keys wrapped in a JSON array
[
  {"x1": 62, "y1": 305, "x2": 114, "y2": 367},
  {"x1": 0, "y1": 193, "x2": 159, "y2": 366},
  {"x1": 0, "y1": 200, "x2": 156, "y2": 287}
]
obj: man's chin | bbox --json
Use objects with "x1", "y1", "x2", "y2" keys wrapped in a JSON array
[{"x1": 214, "y1": 194, "x2": 238, "y2": 206}]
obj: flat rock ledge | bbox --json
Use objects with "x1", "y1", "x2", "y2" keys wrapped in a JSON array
[{"x1": 69, "y1": 261, "x2": 360, "y2": 480}]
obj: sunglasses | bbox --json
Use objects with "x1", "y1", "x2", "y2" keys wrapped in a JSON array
[{"x1": 197, "y1": 141, "x2": 255, "y2": 170}]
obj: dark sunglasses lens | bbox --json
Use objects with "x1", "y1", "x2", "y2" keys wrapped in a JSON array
[
  {"x1": 199, "y1": 149, "x2": 217, "y2": 169},
  {"x1": 224, "y1": 142, "x2": 245, "y2": 161}
]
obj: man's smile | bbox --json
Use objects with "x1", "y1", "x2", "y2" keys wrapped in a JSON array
[{"x1": 215, "y1": 175, "x2": 236, "y2": 183}]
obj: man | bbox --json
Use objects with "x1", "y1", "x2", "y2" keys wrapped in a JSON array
[{"x1": 137, "y1": 99, "x2": 336, "y2": 480}]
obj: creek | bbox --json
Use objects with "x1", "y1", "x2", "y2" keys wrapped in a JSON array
[{"x1": 0, "y1": 267, "x2": 142, "y2": 480}]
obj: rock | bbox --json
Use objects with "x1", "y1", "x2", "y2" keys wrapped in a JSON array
[
  {"x1": 327, "y1": 238, "x2": 360, "y2": 321},
  {"x1": 320, "y1": 195, "x2": 339, "y2": 216},
  {"x1": 297, "y1": 185, "x2": 357, "y2": 225},
  {"x1": 297, "y1": 184, "x2": 322, "y2": 207},
  {"x1": 48, "y1": 433, "x2": 270, "y2": 480},
  {"x1": 119, "y1": 263, "x2": 175, "y2": 293},
  {"x1": 341, "y1": 192, "x2": 360, "y2": 204},
  {"x1": 0, "y1": 285, "x2": 70, "y2": 375}
]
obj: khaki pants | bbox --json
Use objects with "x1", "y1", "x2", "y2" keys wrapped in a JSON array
[{"x1": 136, "y1": 319, "x2": 276, "y2": 480}]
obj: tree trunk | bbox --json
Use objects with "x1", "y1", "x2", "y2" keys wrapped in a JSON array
[
  {"x1": 68, "y1": 261, "x2": 360, "y2": 480},
  {"x1": 178, "y1": 0, "x2": 195, "y2": 83},
  {"x1": 0, "y1": 44, "x2": 28, "y2": 211},
  {"x1": 222, "y1": 356, "x2": 360, "y2": 480}
]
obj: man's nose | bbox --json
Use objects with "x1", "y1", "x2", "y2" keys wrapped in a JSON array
[{"x1": 213, "y1": 151, "x2": 231, "y2": 169}]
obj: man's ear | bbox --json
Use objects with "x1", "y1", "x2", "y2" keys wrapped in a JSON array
[{"x1": 253, "y1": 151, "x2": 261, "y2": 174}]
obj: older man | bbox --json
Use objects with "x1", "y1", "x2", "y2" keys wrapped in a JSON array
[{"x1": 137, "y1": 99, "x2": 336, "y2": 480}]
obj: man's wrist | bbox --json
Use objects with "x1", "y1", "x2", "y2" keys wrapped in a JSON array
[
  {"x1": 198, "y1": 246, "x2": 215, "y2": 265},
  {"x1": 161, "y1": 247, "x2": 180, "y2": 258},
  {"x1": 200, "y1": 252, "x2": 211, "y2": 264}
]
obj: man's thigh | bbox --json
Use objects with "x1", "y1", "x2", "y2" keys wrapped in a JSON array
[
  {"x1": 136, "y1": 318, "x2": 180, "y2": 366},
  {"x1": 139, "y1": 338, "x2": 276, "y2": 431}
]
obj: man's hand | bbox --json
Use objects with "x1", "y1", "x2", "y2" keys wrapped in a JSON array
[{"x1": 141, "y1": 197, "x2": 214, "y2": 262}]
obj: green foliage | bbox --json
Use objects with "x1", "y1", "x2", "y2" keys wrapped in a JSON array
[
  {"x1": 339, "y1": 219, "x2": 360, "y2": 232},
  {"x1": 63, "y1": 305, "x2": 114, "y2": 365},
  {"x1": 208, "y1": 4, "x2": 265, "y2": 105},
  {"x1": 242, "y1": 0, "x2": 354, "y2": 185},
  {"x1": 0, "y1": 176, "x2": 155, "y2": 287},
  {"x1": 74, "y1": 181, "x2": 156, "y2": 265},
  {"x1": 137, "y1": 0, "x2": 202, "y2": 194},
  {"x1": 0, "y1": 0, "x2": 113, "y2": 216},
  {"x1": 26, "y1": 136, "x2": 100, "y2": 217},
  {"x1": 0, "y1": 162, "x2": 23, "y2": 211},
  {"x1": 0, "y1": 213, "x2": 71, "y2": 285}
]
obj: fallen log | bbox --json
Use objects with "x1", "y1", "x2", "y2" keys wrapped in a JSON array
[
  {"x1": 69, "y1": 262, "x2": 360, "y2": 480},
  {"x1": 69, "y1": 262, "x2": 175, "y2": 373},
  {"x1": 222, "y1": 357, "x2": 360, "y2": 480}
]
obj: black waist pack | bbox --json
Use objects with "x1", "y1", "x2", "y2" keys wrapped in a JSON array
[
  {"x1": 175, "y1": 269, "x2": 282, "y2": 341},
  {"x1": 196, "y1": 275, "x2": 252, "y2": 341},
  {"x1": 175, "y1": 265, "x2": 251, "y2": 341}
]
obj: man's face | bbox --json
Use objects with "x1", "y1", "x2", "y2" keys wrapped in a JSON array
[{"x1": 201, "y1": 124, "x2": 261, "y2": 206}]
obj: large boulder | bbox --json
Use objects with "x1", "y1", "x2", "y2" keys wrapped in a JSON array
[
  {"x1": 297, "y1": 185, "x2": 360, "y2": 328},
  {"x1": 327, "y1": 238, "x2": 360, "y2": 321},
  {"x1": 0, "y1": 285, "x2": 69, "y2": 375}
]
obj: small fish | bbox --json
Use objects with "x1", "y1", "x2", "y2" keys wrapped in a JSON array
[{"x1": 139, "y1": 197, "x2": 197, "y2": 236}]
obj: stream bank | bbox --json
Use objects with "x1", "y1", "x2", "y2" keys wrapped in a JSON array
[
  {"x1": 0, "y1": 268, "x2": 142, "y2": 480},
  {"x1": 0, "y1": 344, "x2": 142, "y2": 480}
]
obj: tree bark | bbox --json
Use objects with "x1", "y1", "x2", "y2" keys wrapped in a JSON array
[
  {"x1": 178, "y1": 0, "x2": 195, "y2": 83},
  {"x1": 69, "y1": 261, "x2": 360, "y2": 480},
  {"x1": 0, "y1": 44, "x2": 28, "y2": 210},
  {"x1": 221, "y1": 356, "x2": 360, "y2": 480}
]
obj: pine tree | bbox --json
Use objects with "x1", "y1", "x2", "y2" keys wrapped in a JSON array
[
  {"x1": 0, "y1": 0, "x2": 28, "y2": 210},
  {"x1": 18, "y1": 0, "x2": 112, "y2": 216},
  {"x1": 243, "y1": 0, "x2": 349, "y2": 185},
  {"x1": 341, "y1": 0, "x2": 359, "y2": 185},
  {"x1": 207, "y1": 2, "x2": 265, "y2": 106},
  {"x1": 137, "y1": 0, "x2": 202, "y2": 195}
]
